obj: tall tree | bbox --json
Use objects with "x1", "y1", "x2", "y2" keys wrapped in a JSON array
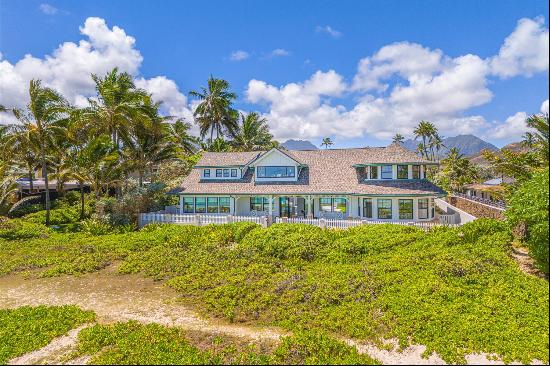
[
  {"x1": 1, "y1": 80, "x2": 68, "y2": 225},
  {"x1": 168, "y1": 119, "x2": 198, "y2": 155},
  {"x1": 428, "y1": 133, "x2": 446, "y2": 161},
  {"x1": 392, "y1": 133, "x2": 405, "y2": 144},
  {"x1": 523, "y1": 113, "x2": 549, "y2": 163},
  {"x1": 189, "y1": 77, "x2": 238, "y2": 142},
  {"x1": 436, "y1": 147, "x2": 479, "y2": 192},
  {"x1": 413, "y1": 120, "x2": 436, "y2": 159},
  {"x1": 231, "y1": 112, "x2": 275, "y2": 151},
  {"x1": 321, "y1": 137, "x2": 333, "y2": 149}
]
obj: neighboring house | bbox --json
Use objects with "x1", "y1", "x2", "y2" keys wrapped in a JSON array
[
  {"x1": 462, "y1": 177, "x2": 514, "y2": 202},
  {"x1": 170, "y1": 143, "x2": 446, "y2": 222}
]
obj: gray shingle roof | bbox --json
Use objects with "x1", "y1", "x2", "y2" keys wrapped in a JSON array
[{"x1": 174, "y1": 144, "x2": 445, "y2": 196}]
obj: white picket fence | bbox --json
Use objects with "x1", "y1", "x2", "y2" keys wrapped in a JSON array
[
  {"x1": 139, "y1": 213, "x2": 265, "y2": 228},
  {"x1": 275, "y1": 216, "x2": 456, "y2": 231}
]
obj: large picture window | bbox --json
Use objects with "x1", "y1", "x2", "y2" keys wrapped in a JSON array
[
  {"x1": 412, "y1": 165, "x2": 421, "y2": 179},
  {"x1": 377, "y1": 199, "x2": 392, "y2": 219},
  {"x1": 397, "y1": 165, "x2": 408, "y2": 179},
  {"x1": 257, "y1": 166, "x2": 295, "y2": 178},
  {"x1": 363, "y1": 198, "x2": 373, "y2": 218},
  {"x1": 250, "y1": 197, "x2": 269, "y2": 212},
  {"x1": 183, "y1": 197, "x2": 194, "y2": 213},
  {"x1": 195, "y1": 197, "x2": 206, "y2": 213},
  {"x1": 399, "y1": 199, "x2": 413, "y2": 219},
  {"x1": 207, "y1": 197, "x2": 219, "y2": 213},
  {"x1": 219, "y1": 197, "x2": 230, "y2": 213},
  {"x1": 319, "y1": 197, "x2": 347, "y2": 213},
  {"x1": 418, "y1": 198, "x2": 429, "y2": 219},
  {"x1": 381, "y1": 165, "x2": 393, "y2": 179}
]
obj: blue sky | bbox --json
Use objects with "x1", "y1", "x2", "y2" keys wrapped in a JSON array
[{"x1": 0, "y1": 0, "x2": 548, "y2": 148}]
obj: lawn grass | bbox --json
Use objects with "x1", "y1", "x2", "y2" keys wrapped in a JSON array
[
  {"x1": 0, "y1": 219, "x2": 548, "y2": 363},
  {"x1": 0, "y1": 305, "x2": 95, "y2": 364}
]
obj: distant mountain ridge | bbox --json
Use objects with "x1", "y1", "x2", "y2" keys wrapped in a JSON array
[
  {"x1": 281, "y1": 139, "x2": 319, "y2": 150},
  {"x1": 402, "y1": 134, "x2": 498, "y2": 157}
]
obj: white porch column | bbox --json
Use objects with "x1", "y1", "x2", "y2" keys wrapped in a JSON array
[
  {"x1": 408, "y1": 165, "x2": 413, "y2": 179},
  {"x1": 420, "y1": 165, "x2": 425, "y2": 179},
  {"x1": 179, "y1": 195, "x2": 184, "y2": 214},
  {"x1": 231, "y1": 196, "x2": 236, "y2": 215},
  {"x1": 307, "y1": 195, "x2": 313, "y2": 218},
  {"x1": 268, "y1": 195, "x2": 273, "y2": 217},
  {"x1": 392, "y1": 165, "x2": 398, "y2": 180}
]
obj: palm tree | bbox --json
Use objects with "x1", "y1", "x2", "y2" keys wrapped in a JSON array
[
  {"x1": 88, "y1": 68, "x2": 150, "y2": 150},
  {"x1": 438, "y1": 147, "x2": 479, "y2": 192},
  {"x1": 413, "y1": 120, "x2": 436, "y2": 159},
  {"x1": 428, "y1": 133, "x2": 446, "y2": 161},
  {"x1": 321, "y1": 137, "x2": 333, "y2": 149},
  {"x1": 1, "y1": 80, "x2": 68, "y2": 225},
  {"x1": 0, "y1": 161, "x2": 18, "y2": 215},
  {"x1": 524, "y1": 113, "x2": 549, "y2": 163},
  {"x1": 231, "y1": 112, "x2": 275, "y2": 151},
  {"x1": 189, "y1": 76, "x2": 238, "y2": 142},
  {"x1": 392, "y1": 133, "x2": 405, "y2": 144},
  {"x1": 202, "y1": 137, "x2": 232, "y2": 152},
  {"x1": 5, "y1": 127, "x2": 40, "y2": 192},
  {"x1": 168, "y1": 119, "x2": 198, "y2": 155}
]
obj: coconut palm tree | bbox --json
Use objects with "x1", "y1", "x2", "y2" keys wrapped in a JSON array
[
  {"x1": 428, "y1": 133, "x2": 446, "y2": 161},
  {"x1": 1, "y1": 80, "x2": 68, "y2": 225},
  {"x1": 413, "y1": 120, "x2": 436, "y2": 159},
  {"x1": 524, "y1": 113, "x2": 549, "y2": 163},
  {"x1": 231, "y1": 112, "x2": 275, "y2": 151},
  {"x1": 321, "y1": 137, "x2": 333, "y2": 149},
  {"x1": 392, "y1": 133, "x2": 405, "y2": 144},
  {"x1": 88, "y1": 68, "x2": 150, "y2": 150},
  {"x1": 189, "y1": 77, "x2": 238, "y2": 142},
  {"x1": 438, "y1": 147, "x2": 479, "y2": 192},
  {"x1": 0, "y1": 161, "x2": 18, "y2": 215},
  {"x1": 5, "y1": 127, "x2": 40, "y2": 192},
  {"x1": 168, "y1": 119, "x2": 198, "y2": 155}
]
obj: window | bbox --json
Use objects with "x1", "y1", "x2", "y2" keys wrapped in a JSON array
[
  {"x1": 207, "y1": 197, "x2": 219, "y2": 213},
  {"x1": 397, "y1": 165, "x2": 408, "y2": 179},
  {"x1": 183, "y1": 197, "x2": 194, "y2": 213},
  {"x1": 204, "y1": 169, "x2": 210, "y2": 178},
  {"x1": 219, "y1": 197, "x2": 230, "y2": 213},
  {"x1": 418, "y1": 198, "x2": 428, "y2": 219},
  {"x1": 250, "y1": 197, "x2": 269, "y2": 212},
  {"x1": 257, "y1": 166, "x2": 295, "y2": 178},
  {"x1": 430, "y1": 198, "x2": 435, "y2": 218},
  {"x1": 377, "y1": 199, "x2": 392, "y2": 219},
  {"x1": 231, "y1": 169, "x2": 237, "y2": 177},
  {"x1": 215, "y1": 169, "x2": 222, "y2": 178},
  {"x1": 363, "y1": 198, "x2": 373, "y2": 218},
  {"x1": 319, "y1": 197, "x2": 347, "y2": 213},
  {"x1": 223, "y1": 169, "x2": 230, "y2": 177},
  {"x1": 381, "y1": 165, "x2": 393, "y2": 179},
  {"x1": 195, "y1": 197, "x2": 206, "y2": 213},
  {"x1": 399, "y1": 199, "x2": 413, "y2": 219},
  {"x1": 369, "y1": 166, "x2": 378, "y2": 179},
  {"x1": 412, "y1": 165, "x2": 421, "y2": 179}
]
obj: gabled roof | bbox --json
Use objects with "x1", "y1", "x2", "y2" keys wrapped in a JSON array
[
  {"x1": 175, "y1": 145, "x2": 444, "y2": 196},
  {"x1": 248, "y1": 147, "x2": 305, "y2": 167}
]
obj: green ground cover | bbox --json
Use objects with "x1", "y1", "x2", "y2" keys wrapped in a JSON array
[
  {"x1": 0, "y1": 219, "x2": 548, "y2": 363},
  {"x1": 0, "y1": 305, "x2": 95, "y2": 363}
]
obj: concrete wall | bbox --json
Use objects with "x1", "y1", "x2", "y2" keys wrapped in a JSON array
[
  {"x1": 447, "y1": 196, "x2": 505, "y2": 220},
  {"x1": 435, "y1": 198, "x2": 476, "y2": 224}
]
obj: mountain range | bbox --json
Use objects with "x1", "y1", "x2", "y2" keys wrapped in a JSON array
[
  {"x1": 402, "y1": 134, "x2": 498, "y2": 157},
  {"x1": 281, "y1": 139, "x2": 319, "y2": 150}
]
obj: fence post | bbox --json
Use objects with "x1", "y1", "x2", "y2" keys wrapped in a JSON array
[
  {"x1": 138, "y1": 213, "x2": 143, "y2": 228},
  {"x1": 227, "y1": 215, "x2": 233, "y2": 224},
  {"x1": 194, "y1": 214, "x2": 201, "y2": 226},
  {"x1": 261, "y1": 215, "x2": 268, "y2": 228},
  {"x1": 319, "y1": 218, "x2": 326, "y2": 229}
]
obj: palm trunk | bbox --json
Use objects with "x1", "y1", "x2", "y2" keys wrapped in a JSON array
[
  {"x1": 41, "y1": 143, "x2": 50, "y2": 226},
  {"x1": 138, "y1": 170, "x2": 144, "y2": 187},
  {"x1": 79, "y1": 181, "x2": 85, "y2": 220}
]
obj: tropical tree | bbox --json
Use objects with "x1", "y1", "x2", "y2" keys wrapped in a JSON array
[
  {"x1": 168, "y1": 119, "x2": 198, "y2": 155},
  {"x1": 413, "y1": 120, "x2": 437, "y2": 159},
  {"x1": 321, "y1": 137, "x2": 333, "y2": 149},
  {"x1": 189, "y1": 77, "x2": 238, "y2": 142},
  {"x1": 1, "y1": 80, "x2": 68, "y2": 225},
  {"x1": 88, "y1": 68, "x2": 150, "y2": 150},
  {"x1": 202, "y1": 137, "x2": 232, "y2": 152},
  {"x1": 0, "y1": 161, "x2": 18, "y2": 215},
  {"x1": 231, "y1": 112, "x2": 275, "y2": 151},
  {"x1": 428, "y1": 133, "x2": 446, "y2": 161},
  {"x1": 435, "y1": 147, "x2": 479, "y2": 192},
  {"x1": 522, "y1": 113, "x2": 549, "y2": 163},
  {"x1": 392, "y1": 133, "x2": 405, "y2": 144}
]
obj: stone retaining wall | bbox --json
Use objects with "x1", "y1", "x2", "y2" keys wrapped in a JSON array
[{"x1": 447, "y1": 196, "x2": 505, "y2": 220}]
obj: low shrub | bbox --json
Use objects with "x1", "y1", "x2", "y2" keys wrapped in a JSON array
[
  {"x1": 0, "y1": 305, "x2": 95, "y2": 364},
  {"x1": 23, "y1": 208, "x2": 80, "y2": 226},
  {"x1": 0, "y1": 219, "x2": 52, "y2": 240}
]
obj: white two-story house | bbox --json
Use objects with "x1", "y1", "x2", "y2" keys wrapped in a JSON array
[{"x1": 169, "y1": 143, "x2": 446, "y2": 222}]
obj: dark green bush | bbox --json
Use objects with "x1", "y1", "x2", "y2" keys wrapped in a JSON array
[
  {"x1": 506, "y1": 168, "x2": 549, "y2": 275},
  {"x1": 23, "y1": 208, "x2": 80, "y2": 226},
  {"x1": 231, "y1": 221, "x2": 260, "y2": 243}
]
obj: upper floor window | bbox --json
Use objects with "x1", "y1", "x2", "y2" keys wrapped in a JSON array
[
  {"x1": 223, "y1": 169, "x2": 230, "y2": 178},
  {"x1": 381, "y1": 165, "x2": 393, "y2": 179},
  {"x1": 215, "y1": 169, "x2": 222, "y2": 178},
  {"x1": 412, "y1": 165, "x2": 421, "y2": 179},
  {"x1": 257, "y1": 166, "x2": 295, "y2": 178},
  {"x1": 231, "y1": 169, "x2": 237, "y2": 177},
  {"x1": 204, "y1": 169, "x2": 210, "y2": 178},
  {"x1": 397, "y1": 165, "x2": 408, "y2": 179},
  {"x1": 368, "y1": 166, "x2": 378, "y2": 179}
]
